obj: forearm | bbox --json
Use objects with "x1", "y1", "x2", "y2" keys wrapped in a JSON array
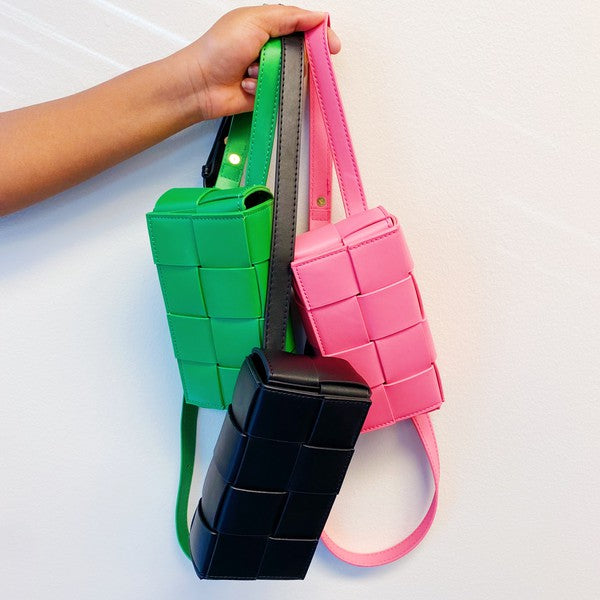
[
  {"x1": 0, "y1": 54, "x2": 200, "y2": 215},
  {"x1": 0, "y1": 7, "x2": 337, "y2": 216}
]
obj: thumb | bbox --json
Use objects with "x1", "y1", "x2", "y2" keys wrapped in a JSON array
[
  {"x1": 251, "y1": 5, "x2": 326, "y2": 37},
  {"x1": 250, "y1": 6, "x2": 341, "y2": 53}
]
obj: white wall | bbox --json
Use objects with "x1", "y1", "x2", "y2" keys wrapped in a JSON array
[{"x1": 1, "y1": 1, "x2": 599, "y2": 598}]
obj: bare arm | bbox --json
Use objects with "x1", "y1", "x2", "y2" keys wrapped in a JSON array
[
  {"x1": 0, "y1": 60, "x2": 199, "y2": 213},
  {"x1": 0, "y1": 5, "x2": 340, "y2": 216}
]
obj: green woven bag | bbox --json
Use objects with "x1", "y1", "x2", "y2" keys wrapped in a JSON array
[{"x1": 147, "y1": 39, "x2": 293, "y2": 411}]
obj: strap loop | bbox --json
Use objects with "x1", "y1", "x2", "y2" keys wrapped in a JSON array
[
  {"x1": 215, "y1": 38, "x2": 282, "y2": 189},
  {"x1": 321, "y1": 413, "x2": 440, "y2": 566},
  {"x1": 305, "y1": 17, "x2": 368, "y2": 217}
]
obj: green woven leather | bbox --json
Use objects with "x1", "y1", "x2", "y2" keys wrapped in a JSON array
[{"x1": 147, "y1": 38, "x2": 292, "y2": 411}]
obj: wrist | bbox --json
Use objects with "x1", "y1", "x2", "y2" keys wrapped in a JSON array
[{"x1": 154, "y1": 50, "x2": 208, "y2": 129}]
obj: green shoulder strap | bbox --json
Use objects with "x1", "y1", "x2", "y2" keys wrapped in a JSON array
[
  {"x1": 174, "y1": 38, "x2": 283, "y2": 559},
  {"x1": 175, "y1": 400, "x2": 199, "y2": 558},
  {"x1": 214, "y1": 37, "x2": 281, "y2": 189}
]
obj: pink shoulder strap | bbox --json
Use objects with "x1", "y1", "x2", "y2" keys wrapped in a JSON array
[
  {"x1": 308, "y1": 79, "x2": 333, "y2": 230},
  {"x1": 305, "y1": 17, "x2": 368, "y2": 218},
  {"x1": 321, "y1": 413, "x2": 439, "y2": 566},
  {"x1": 306, "y1": 18, "x2": 440, "y2": 567}
]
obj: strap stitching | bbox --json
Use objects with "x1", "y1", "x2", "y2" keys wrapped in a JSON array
[
  {"x1": 247, "y1": 42, "x2": 281, "y2": 186},
  {"x1": 305, "y1": 23, "x2": 368, "y2": 216},
  {"x1": 316, "y1": 22, "x2": 367, "y2": 212},
  {"x1": 264, "y1": 36, "x2": 303, "y2": 351},
  {"x1": 276, "y1": 38, "x2": 303, "y2": 349},
  {"x1": 263, "y1": 39, "x2": 286, "y2": 350}
]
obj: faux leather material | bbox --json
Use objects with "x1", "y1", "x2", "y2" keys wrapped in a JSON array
[
  {"x1": 216, "y1": 38, "x2": 281, "y2": 189},
  {"x1": 232, "y1": 352, "x2": 370, "y2": 448},
  {"x1": 299, "y1": 18, "x2": 445, "y2": 428},
  {"x1": 304, "y1": 22, "x2": 368, "y2": 218},
  {"x1": 244, "y1": 37, "x2": 282, "y2": 188},
  {"x1": 175, "y1": 399, "x2": 199, "y2": 559},
  {"x1": 308, "y1": 78, "x2": 332, "y2": 229},
  {"x1": 190, "y1": 347, "x2": 370, "y2": 579},
  {"x1": 148, "y1": 185, "x2": 296, "y2": 409},
  {"x1": 213, "y1": 112, "x2": 252, "y2": 189},
  {"x1": 189, "y1": 503, "x2": 319, "y2": 580},
  {"x1": 290, "y1": 18, "x2": 444, "y2": 566},
  {"x1": 146, "y1": 39, "x2": 292, "y2": 410},
  {"x1": 262, "y1": 32, "x2": 303, "y2": 353},
  {"x1": 321, "y1": 412, "x2": 440, "y2": 567},
  {"x1": 189, "y1": 35, "x2": 372, "y2": 580},
  {"x1": 169, "y1": 38, "x2": 287, "y2": 559},
  {"x1": 293, "y1": 206, "x2": 443, "y2": 429}
]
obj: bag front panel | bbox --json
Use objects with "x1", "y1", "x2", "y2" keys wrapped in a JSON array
[
  {"x1": 292, "y1": 206, "x2": 444, "y2": 432},
  {"x1": 190, "y1": 348, "x2": 370, "y2": 580},
  {"x1": 147, "y1": 187, "x2": 294, "y2": 410}
]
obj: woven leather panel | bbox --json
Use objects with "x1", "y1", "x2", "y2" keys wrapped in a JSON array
[
  {"x1": 292, "y1": 206, "x2": 444, "y2": 432},
  {"x1": 190, "y1": 503, "x2": 318, "y2": 580},
  {"x1": 147, "y1": 185, "x2": 294, "y2": 409},
  {"x1": 190, "y1": 349, "x2": 370, "y2": 579}
]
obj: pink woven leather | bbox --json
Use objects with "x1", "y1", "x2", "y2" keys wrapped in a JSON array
[
  {"x1": 294, "y1": 206, "x2": 443, "y2": 431},
  {"x1": 291, "y1": 18, "x2": 444, "y2": 566}
]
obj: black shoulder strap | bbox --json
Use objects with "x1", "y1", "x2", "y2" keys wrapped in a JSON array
[
  {"x1": 201, "y1": 116, "x2": 232, "y2": 187},
  {"x1": 263, "y1": 33, "x2": 304, "y2": 352}
]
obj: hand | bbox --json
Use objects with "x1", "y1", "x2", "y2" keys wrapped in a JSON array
[
  {"x1": 0, "y1": 6, "x2": 340, "y2": 213},
  {"x1": 170, "y1": 5, "x2": 341, "y2": 122}
]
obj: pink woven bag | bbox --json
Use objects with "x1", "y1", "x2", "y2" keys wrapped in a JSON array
[{"x1": 291, "y1": 19, "x2": 444, "y2": 566}]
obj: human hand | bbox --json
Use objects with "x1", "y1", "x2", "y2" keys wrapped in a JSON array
[
  {"x1": 168, "y1": 5, "x2": 340, "y2": 122},
  {"x1": 0, "y1": 5, "x2": 340, "y2": 213}
]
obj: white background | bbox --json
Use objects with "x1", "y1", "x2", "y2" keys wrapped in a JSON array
[{"x1": 1, "y1": 1, "x2": 599, "y2": 598}]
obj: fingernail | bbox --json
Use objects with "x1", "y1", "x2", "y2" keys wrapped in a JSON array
[
  {"x1": 248, "y1": 65, "x2": 259, "y2": 78},
  {"x1": 242, "y1": 79, "x2": 256, "y2": 93}
]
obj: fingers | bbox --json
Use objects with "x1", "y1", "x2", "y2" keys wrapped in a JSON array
[
  {"x1": 242, "y1": 63, "x2": 258, "y2": 94},
  {"x1": 251, "y1": 5, "x2": 326, "y2": 38},
  {"x1": 241, "y1": 78, "x2": 257, "y2": 94},
  {"x1": 256, "y1": 6, "x2": 340, "y2": 53},
  {"x1": 240, "y1": 7, "x2": 340, "y2": 96},
  {"x1": 327, "y1": 27, "x2": 341, "y2": 54},
  {"x1": 250, "y1": 4, "x2": 340, "y2": 52}
]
